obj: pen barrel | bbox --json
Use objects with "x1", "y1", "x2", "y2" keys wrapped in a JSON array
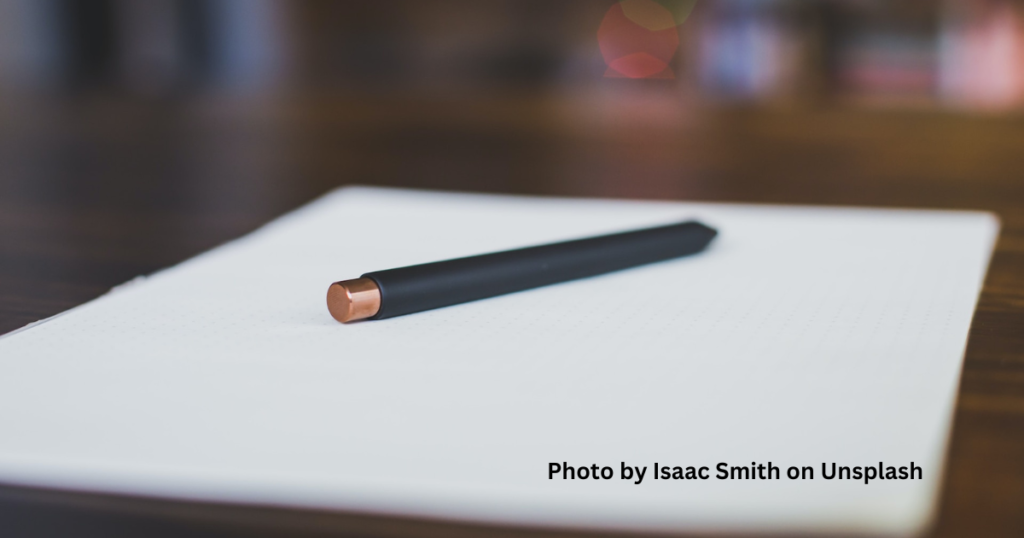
[{"x1": 362, "y1": 220, "x2": 716, "y2": 320}]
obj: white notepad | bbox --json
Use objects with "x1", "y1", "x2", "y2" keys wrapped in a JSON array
[{"x1": 0, "y1": 187, "x2": 999, "y2": 536}]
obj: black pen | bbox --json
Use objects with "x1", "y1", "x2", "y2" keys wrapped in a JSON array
[{"x1": 327, "y1": 220, "x2": 717, "y2": 322}]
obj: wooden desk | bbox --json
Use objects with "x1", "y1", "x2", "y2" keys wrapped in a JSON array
[{"x1": 1, "y1": 92, "x2": 1021, "y2": 537}]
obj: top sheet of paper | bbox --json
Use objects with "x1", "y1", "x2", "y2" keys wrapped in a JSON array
[{"x1": 0, "y1": 187, "x2": 999, "y2": 536}]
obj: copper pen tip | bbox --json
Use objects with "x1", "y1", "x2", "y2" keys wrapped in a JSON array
[{"x1": 327, "y1": 278, "x2": 381, "y2": 323}]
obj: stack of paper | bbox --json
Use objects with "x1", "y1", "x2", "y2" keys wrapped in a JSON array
[{"x1": 0, "y1": 187, "x2": 999, "y2": 536}]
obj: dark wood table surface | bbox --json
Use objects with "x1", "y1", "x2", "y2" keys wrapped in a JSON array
[{"x1": 1, "y1": 91, "x2": 1022, "y2": 537}]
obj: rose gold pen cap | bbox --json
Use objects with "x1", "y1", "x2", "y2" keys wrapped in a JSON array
[{"x1": 327, "y1": 278, "x2": 381, "y2": 323}]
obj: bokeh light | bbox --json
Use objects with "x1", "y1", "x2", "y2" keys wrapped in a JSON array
[{"x1": 598, "y1": 0, "x2": 696, "y2": 79}]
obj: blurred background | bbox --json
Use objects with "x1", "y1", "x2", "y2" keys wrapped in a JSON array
[{"x1": 2, "y1": 0, "x2": 1024, "y2": 334}]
